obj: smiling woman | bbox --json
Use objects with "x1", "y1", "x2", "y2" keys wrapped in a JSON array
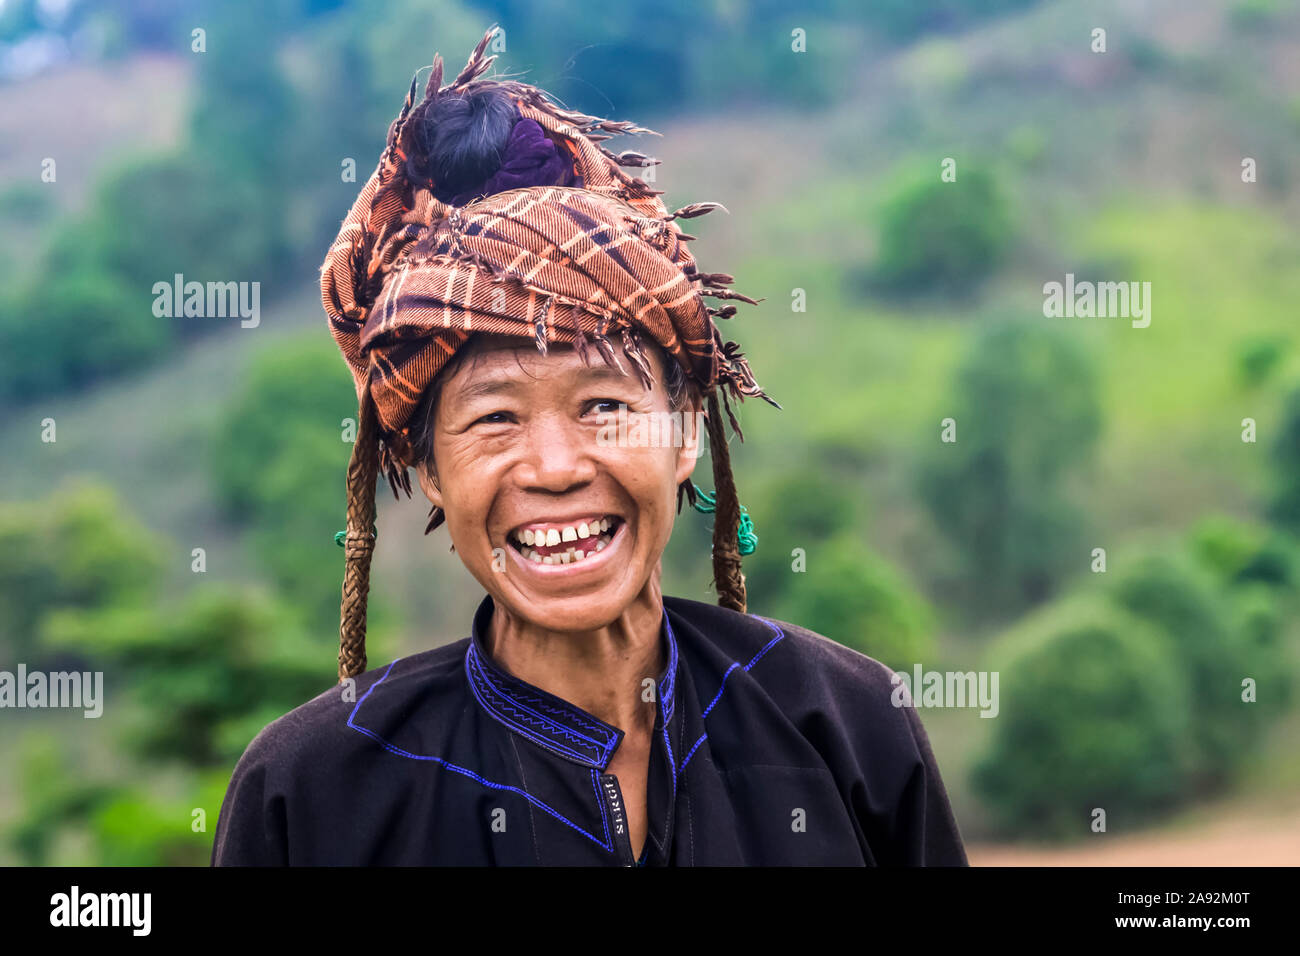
[{"x1": 210, "y1": 26, "x2": 969, "y2": 867}]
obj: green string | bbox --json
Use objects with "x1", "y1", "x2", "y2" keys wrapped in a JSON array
[
  {"x1": 335, "y1": 523, "x2": 378, "y2": 547},
  {"x1": 689, "y1": 480, "x2": 757, "y2": 555}
]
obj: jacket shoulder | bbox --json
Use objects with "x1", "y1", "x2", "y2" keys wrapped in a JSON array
[
  {"x1": 233, "y1": 639, "x2": 470, "y2": 778},
  {"x1": 212, "y1": 640, "x2": 470, "y2": 865},
  {"x1": 663, "y1": 595, "x2": 901, "y2": 700}
]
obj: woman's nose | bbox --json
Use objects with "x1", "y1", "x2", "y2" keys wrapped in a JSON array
[{"x1": 514, "y1": 414, "x2": 597, "y2": 492}]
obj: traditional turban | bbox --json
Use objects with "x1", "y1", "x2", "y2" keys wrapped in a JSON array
[{"x1": 320, "y1": 26, "x2": 775, "y2": 500}]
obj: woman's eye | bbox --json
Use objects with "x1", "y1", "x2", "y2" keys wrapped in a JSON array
[{"x1": 474, "y1": 411, "x2": 513, "y2": 425}]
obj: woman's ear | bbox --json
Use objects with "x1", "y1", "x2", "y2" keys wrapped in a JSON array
[{"x1": 416, "y1": 459, "x2": 445, "y2": 510}]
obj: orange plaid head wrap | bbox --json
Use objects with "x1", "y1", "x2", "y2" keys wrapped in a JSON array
[{"x1": 324, "y1": 26, "x2": 777, "y2": 679}]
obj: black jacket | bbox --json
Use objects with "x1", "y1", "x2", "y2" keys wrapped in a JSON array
[{"x1": 211, "y1": 594, "x2": 969, "y2": 866}]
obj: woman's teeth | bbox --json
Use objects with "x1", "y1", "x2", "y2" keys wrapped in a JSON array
[{"x1": 510, "y1": 517, "x2": 618, "y2": 565}]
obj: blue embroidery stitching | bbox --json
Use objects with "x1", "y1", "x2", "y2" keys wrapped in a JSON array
[
  {"x1": 466, "y1": 649, "x2": 617, "y2": 765},
  {"x1": 676, "y1": 616, "x2": 786, "y2": 780},
  {"x1": 347, "y1": 659, "x2": 611, "y2": 851},
  {"x1": 463, "y1": 605, "x2": 680, "y2": 770}
]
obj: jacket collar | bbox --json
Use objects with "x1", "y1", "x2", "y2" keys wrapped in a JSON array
[{"x1": 464, "y1": 595, "x2": 679, "y2": 771}]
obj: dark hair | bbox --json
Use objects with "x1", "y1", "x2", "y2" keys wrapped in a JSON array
[{"x1": 410, "y1": 84, "x2": 519, "y2": 201}]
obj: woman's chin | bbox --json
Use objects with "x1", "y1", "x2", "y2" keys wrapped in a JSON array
[{"x1": 525, "y1": 604, "x2": 622, "y2": 633}]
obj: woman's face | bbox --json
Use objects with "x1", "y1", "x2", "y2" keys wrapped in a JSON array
[{"x1": 417, "y1": 334, "x2": 702, "y2": 631}]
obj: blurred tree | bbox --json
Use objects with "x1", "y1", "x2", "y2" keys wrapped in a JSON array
[
  {"x1": 56, "y1": 153, "x2": 287, "y2": 319},
  {"x1": 0, "y1": 480, "x2": 163, "y2": 662},
  {"x1": 5, "y1": 734, "x2": 118, "y2": 866},
  {"x1": 1110, "y1": 548, "x2": 1283, "y2": 787},
  {"x1": 741, "y1": 467, "x2": 864, "y2": 608},
  {"x1": 5, "y1": 735, "x2": 234, "y2": 866},
  {"x1": 0, "y1": 266, "x2": 169, "y2": 400},
  {"x1": 1189, "y1": 513, "x2": 1300, "y2": 592},
  {"x1": 775, "y1": 533, "x2": 934, "y2": 670},
  {"x1": 188, "y1": 0, "x2": 296, "y2": 184},
  {"x1": 916, "y1": 320, "x2": 1101, "y2": 620},
  {"x1": 2, "y1": 481, "x2": 346, "y2": 866},
  {"x1": 44, "y1": 583, "x2": 328, "y2": 767},
  {"x1": 872, "y1": 164, "x2": 1014, "y2": 296},
  {"x1": 862, "y1": 0, "x2": 1040, "y2": 40},
  {"x1": 210, "y1": 334, "x2": 361, "y2": 634},
  {"x1": 1267, "y1": 384, "x2": 1300, "y2": 535},
  {"x1": 1235, "y1": 335, "x2": 1287, "y2": 388},
  {"x1": 972, "y1": 596, "x2": 1191, "y2": 839}
]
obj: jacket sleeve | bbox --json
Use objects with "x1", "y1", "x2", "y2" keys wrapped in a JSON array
[
  {"x1": 210, "y1": 733, "x2": 290, "y2": 866},
  {"x1": 786, "y1": 629, "x2": 970, "y2": 866},
  {"x1": 869, "y1": 700, "x2": 970, "y2": 866}
]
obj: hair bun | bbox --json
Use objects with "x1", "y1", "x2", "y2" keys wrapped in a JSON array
[
  {"x1": 418, "y1": 85, "x2": 519, "y2": 201},
  {"x1": 415, "y1": 83, "x2": 580, "y2": 206}
]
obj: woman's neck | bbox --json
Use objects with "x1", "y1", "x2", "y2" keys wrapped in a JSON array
[{"x1": 485, "y1": 574, "x2": 666, "y2": 736}]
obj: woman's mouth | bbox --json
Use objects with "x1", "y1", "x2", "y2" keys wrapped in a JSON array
[{"x1": 508, "y1": 515, "x2": 623, "y2": 566}]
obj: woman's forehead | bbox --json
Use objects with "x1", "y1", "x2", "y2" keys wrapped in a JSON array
[{"x1": 442, "y1": 334, "x2": 650, "y2": 395}]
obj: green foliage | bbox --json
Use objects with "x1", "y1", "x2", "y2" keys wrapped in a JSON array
[
  {"x1": 1268, "y1": 385, "x2": 1300, "y2": 535},
  {"x1": 872, "y1": 163, "x2": 1014, "y2": 295},
  {"x1": 974, "y1": 527, "x2": 1299, "y2": 839},
  {"x1": 740, "y1": 468, "x2": 864, "y2": 605},
  {"x1": 777, "y1": 534, "x2": 935, "y2": 670},
  {"x1": 972, "y1": 596, "x2": 1191, "y2": 838},
  {"x1": 1188, "y1": 514, "x2": 1300, "y2": 592},
  {"x1": 44, "y1": 583, "x2": 328, "y2": 767},
  {"x1": 1230, "y1": 0, "x2": 1283, "y2": 31},
  {"x1": 1235, "y1": 336, "x2": 1287, "y2": 388},
  {"x1": 60, "y1": 151, "x2": 289, "y2": 304},
  {"x1": 737, "y1": 467, "x2": 931, "y2": 667},
  {"x1": 1107, "y1": 550, "x2": 1265, "y2": 787},
  {"x1": 0, "y1": 266, "x2": 171, "y2": 401},
  {"x1": 210, "y1": 334, "x2": 359, "y2": 632},
  {"x1": 917, "y1": 320, "x2": 1102, "y2": 619},
  {"x1": 90, "y1": 790, "x2": 210, "y2": 867},
  {"x1": 188, "y1": 0, "x2": 297, "y2": 184},
  {"x1": 212, "y1": 335, "x2": 355, "y2": 513},
  {"x1": 6, "y1": 735, "x2": 230, "y2": 866},
  {"x1": 0, "y1": 182, "x2": 54, "y2": 223},
  {"x1": 440, "y1": 1, "x2": 864, "y2": 114},
  {"x1": 5, "y1": 734, "x2": 119, "y2": 866},
  {"x1": 2, "y1": 482, "x2": 337, "y2": 864},
  {"x1": 0, "y1": 481, "x2": 163, "y2": 662},
  {"x1": 1180, "y1": 517, "x2": 1297, "y2": 718},
  {"x1": 862, "y1": 0, "x2": 1041, "y2": 40}
]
